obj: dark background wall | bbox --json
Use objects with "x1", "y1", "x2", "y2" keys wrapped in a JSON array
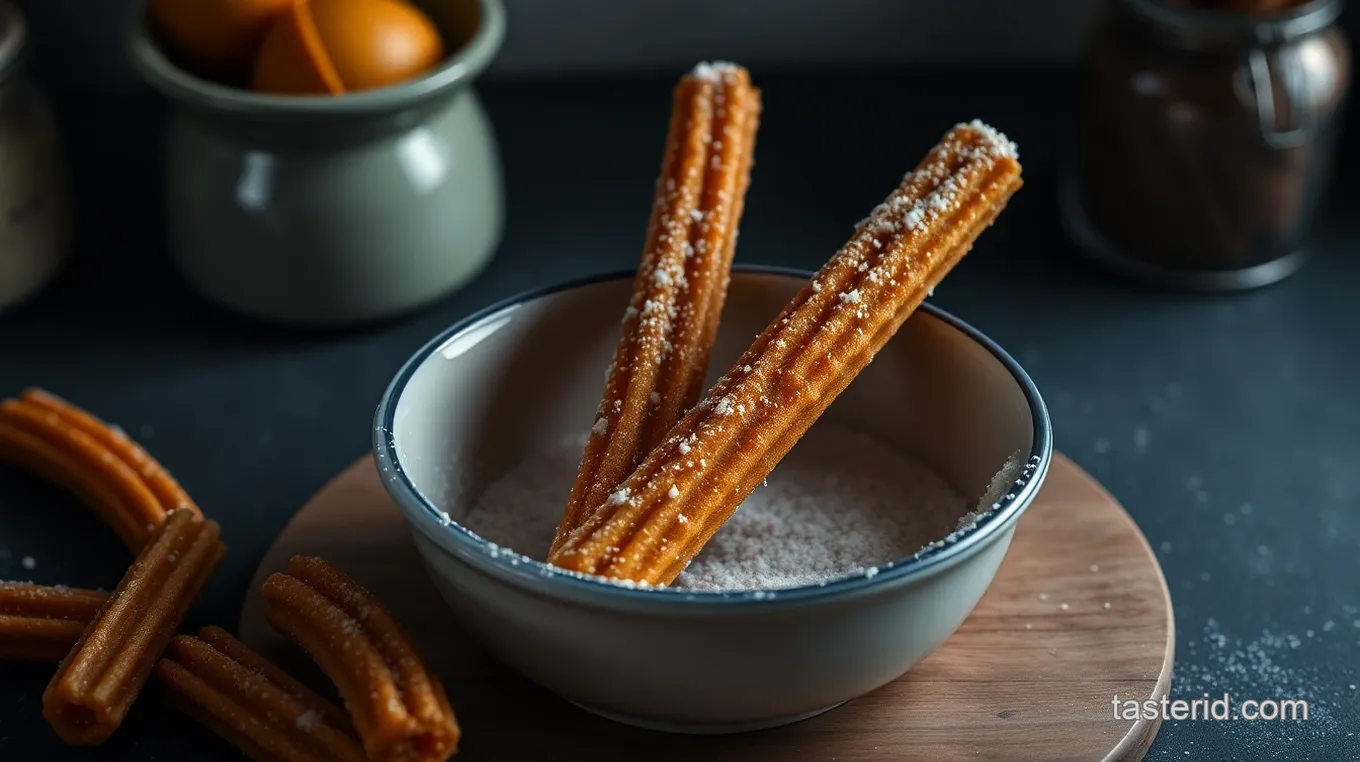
[
  {"x1": 16, "y1": 0, "x2": 1097, "y2": 92},
  {"x1": 18, "y1": 0, "x2": 1355, "y2": 93}
]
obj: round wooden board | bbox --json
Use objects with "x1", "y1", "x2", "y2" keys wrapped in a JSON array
[{"x1": 240, "y1": 453, "x2": 1173, "y2": 762}]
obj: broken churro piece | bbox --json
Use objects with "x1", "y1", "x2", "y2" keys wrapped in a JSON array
[
  {"x1": 156, "y1": 626, "x2": 365, "y2": 762},
  {"x1": 0, "y1": 390, "x2": 199, "y2": 552},
  {"x1": 263, "y1": 556, "x2": 459, "y2": 762},
  {"x1": 42, "y1": 509, "x2": 225, "y2": 744},
  {"x1": 0, "y1": 583, "x2": 106, "y2": 662},
  {"x1": 549, "y1": 121, "x2": 1023, "y2": 585},
  {"x1": 551, "y1": 62, "x2": 761, "y2": 554}
]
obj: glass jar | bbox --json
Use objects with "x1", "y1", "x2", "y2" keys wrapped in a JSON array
[
  {"x1": 1063, "y1": 0, "x2": 1350, "y2": 290},
  {"x1": 0, "y1": 0, "x2": 73, "y2": 312}
]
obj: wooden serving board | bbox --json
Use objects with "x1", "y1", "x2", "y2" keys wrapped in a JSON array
[{"x1": 239, "y1": 453, "x2": 1173, "y2": 762}]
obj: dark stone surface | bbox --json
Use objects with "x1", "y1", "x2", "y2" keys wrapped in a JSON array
[{"x1": 1, "y1": 68, "x2": 1356, "y2": 759}]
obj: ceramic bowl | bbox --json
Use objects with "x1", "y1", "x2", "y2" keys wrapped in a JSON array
[
  {"x1": 373, "y1": 268, "x2": 1052, "y2": 732},
  {"x1": 127, "y1": 0, "x2": 506, "y2": 327}
]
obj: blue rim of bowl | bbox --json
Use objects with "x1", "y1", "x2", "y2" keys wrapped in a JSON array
[
  {"x1": 373, "y1": 265, "x2": 1053, "y2": 606},
  {"x1": 126, "y1": 0, "x2": 506, "y2": 116}
]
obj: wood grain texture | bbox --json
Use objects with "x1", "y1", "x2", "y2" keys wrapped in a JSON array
[{"x1": 240, "y1": 453, "x2": 1173, "y2": 762}]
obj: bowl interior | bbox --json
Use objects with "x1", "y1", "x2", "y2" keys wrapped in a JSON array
[{"x1": 389, "y1": 270, "x2": 1038, "y2": 572}]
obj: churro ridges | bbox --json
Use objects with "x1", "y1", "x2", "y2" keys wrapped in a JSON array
[
  {"x1": 21, "y1": 389, "x2": 200, "y2": 517},
  {"x1": 156, "y1": 627, "x2": 364, "y2": 762},
  {"x1": 549, "y1": 121, "x2": 1023, "y2": 585},
  {"x1": 263, "y1": 556, "x2": 459, "y2": 762},
  {"x1": 196, "y1": 625, "x2": 355, "y2": 733},
  {"x1": 0, "y1": 390, "x2": 197, "y2": 552},
  {"x1": 43, "y1": 509, "x2": 226, "y2": 745},
  {"x1": 0, "y1": 391, "x2": 449, "y2": 758},
  {"x1": 552, "y1": 62, "x2": 761, "y2": 553},
  {"x1": 0, "y1": 583, "x2": 106, "y2": 662},
  {"x1": 642, "y1": 64, "x2": 761, "y2": 451},
  {"x1": 0, "y1": 421, "x2": 148, "y2": 550}
]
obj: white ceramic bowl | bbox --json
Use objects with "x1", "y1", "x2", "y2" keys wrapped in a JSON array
[{"x1": 373, "y1": 268, "x2": 1051, "y2": 733}]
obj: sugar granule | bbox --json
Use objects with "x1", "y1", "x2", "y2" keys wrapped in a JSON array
[
  {"x1": 461, "y1": 425, "x2": 1000, "y2": 591},
  {"x1": 1169, "y1": 618, "x2": 1346, "y2": 750},
  {"x1": 295, "y1": 709, "x2": 321, "y2": 732}
]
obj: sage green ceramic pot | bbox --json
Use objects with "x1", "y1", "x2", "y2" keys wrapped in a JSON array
[{"x1": 128, "y1": 0, "x2": 505, "y2": 326}]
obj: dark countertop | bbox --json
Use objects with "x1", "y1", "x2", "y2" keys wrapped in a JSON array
[{"x1": 1, "y1": 68, "x2": 1357, "y2": 760}]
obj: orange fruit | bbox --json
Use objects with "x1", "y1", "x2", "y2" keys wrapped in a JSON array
[
  {"x1": 150, "y1": 0, "x2": 292, "y2": 80},
  {"x1": 252, "y1": 0, "x2": 444, "y2": 95}
]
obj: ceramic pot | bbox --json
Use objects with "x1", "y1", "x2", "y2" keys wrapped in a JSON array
[
  {"x1": 0, "y1": 0, "x2": 73, "y2": 313},
  {"x1": 128, "y1": 0, "x2": 505, "y2": 326}
]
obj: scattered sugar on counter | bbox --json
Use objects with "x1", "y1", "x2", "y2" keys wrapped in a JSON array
[
  {"x1": 1169, "y1": 617, "x2": 1347, "y2": 748},
  {"x1": 461, "y1": 426, "x2": 1017, "y2": 591}
]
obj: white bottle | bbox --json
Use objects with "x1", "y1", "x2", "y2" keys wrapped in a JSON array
[{"x1": 0, "y1": 2, "x2": 72, "y2": 313}]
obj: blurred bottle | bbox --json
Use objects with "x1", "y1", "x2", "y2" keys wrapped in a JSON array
[
  {"x1": 1064, "y1": 0, "x2": 1350, "y2": 290},
  {"x1": 0, "y1": 0, "x2": 73, "y2": 312}
]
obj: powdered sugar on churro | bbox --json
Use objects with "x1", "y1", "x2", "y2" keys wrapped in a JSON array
[
  {"x1": 461, "y1": 426, "x2": 1016, "y2": 591},
  {"x1": 856, "y1": 121, "x2": 1016, "y2": 238},
  {"x1": 691, "y1": 61, "x2": 741, "y2": 82},
  {"x1": 560, "y1": 123, "x2": 1021, "y2": 576},
  {"x1": 294, "y1": 709, "x2": 321, "y2": 732},
  {"x1": 542, "y1": 121, "x2": 1019, "y2": 584},
  {"x1": 555, "y1": 64, "x2": 760, "y2": 552}
]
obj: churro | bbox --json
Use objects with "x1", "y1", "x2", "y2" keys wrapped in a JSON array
[
  {"x1": 263, "y1": 556, "x2": 459, "y2": 762},
  {"x1": 0, "y1": 389, "x2": 198, "y2": 552},
  {"x1": 43, "y1": 509, "x2": 225, "y2": 744},
  {"x1": 156, "y1": 626, "x2": 365, "y2": 762},
  {"x1": 551, "y1": 62, "x2": 761, "y2": 553},
  {"x1": 0, "y1": 583, "x2": 106, "y2": 662},
  {"x1": 549, "y1": 121, "x2": 1022, "y2": 585}
]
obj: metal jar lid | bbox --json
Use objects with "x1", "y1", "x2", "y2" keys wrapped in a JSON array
[
  {"x1": 0, "y1": 0, "x2": 27, "y2": 83},
  {"x1": 1120, "y1": 0, "x2": 1344, "y2": 47}
]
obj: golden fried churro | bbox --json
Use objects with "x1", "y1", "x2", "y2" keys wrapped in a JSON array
[
  {"x1": 156, "y1": 626, "x2": 364, "y2": 762},
  {"x1": 263, "y1": 556, "x2": 459, "y2": 762},
  {"x1": 21, "y1": 389, "x2": 200, "y2": 515},
  {"x1": 549, "y1": 121, "x2": 1022, "y2": 585},
  {"x1": 0, "y1": 583, "x2": 106, "y2": 662},
  {"x1": 43, "y1": 509, "x2": 225, "y2": 744},
  {"x1": 551, "y1": 62, "x2": 762, "y2": 554},
  {"x1": 0, "y1": 389, "x2": 198, "y2": 552}
]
